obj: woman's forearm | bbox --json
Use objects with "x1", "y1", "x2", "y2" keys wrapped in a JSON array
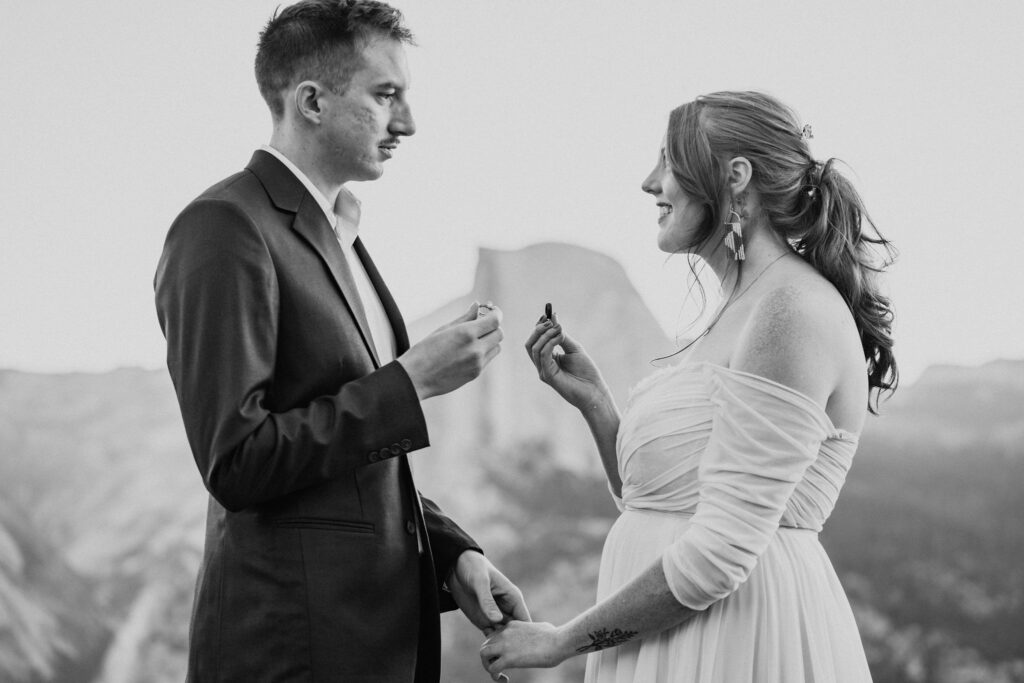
[
  {"x1": 581, "y1": 396, "x2": 622, "y2": 496},
  {"x1": 554, "y1": 560, "x2": 699, "y2": 661}
]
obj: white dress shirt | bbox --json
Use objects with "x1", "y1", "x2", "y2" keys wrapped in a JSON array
[{"x1": 261, "y1": 145, "x2": 397, "y2": 364}]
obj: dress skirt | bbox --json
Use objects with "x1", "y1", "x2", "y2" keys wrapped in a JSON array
[{"x1": 584, "y1": 509, "x2": 872, "y2": 683}]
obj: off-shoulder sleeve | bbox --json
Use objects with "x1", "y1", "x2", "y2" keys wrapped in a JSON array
[{"x1": 661, "y1": 366, "x2": 833, "y2": 610}]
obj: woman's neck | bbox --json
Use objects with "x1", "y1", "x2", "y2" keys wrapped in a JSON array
[{"x1": 700, "y1": 215, "x2": 792, "y2": 295}]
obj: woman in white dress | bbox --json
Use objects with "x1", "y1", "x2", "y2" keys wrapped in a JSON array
[{"x1": 479, "y1": 91, "x2": 897, "y2": 682}]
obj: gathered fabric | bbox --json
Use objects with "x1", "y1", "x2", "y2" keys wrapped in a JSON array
[{"x1": 588, "y1": 362, "x2": 871, "y2": 683}]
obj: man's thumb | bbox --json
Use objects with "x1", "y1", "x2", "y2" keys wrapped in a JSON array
[
  {"x1": 436, "y1": 301, "x2": 479, "y2": 332},
  {"x1": 458, "y1": 301, "x2": 480, "y2": 323},
  {"x1": 479, "y1": 592, "x2": 502, "y2": 623}
]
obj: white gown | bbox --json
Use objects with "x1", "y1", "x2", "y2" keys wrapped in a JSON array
[{"x1": 585, "y1": 362, "x2": 872, "y2": 683}]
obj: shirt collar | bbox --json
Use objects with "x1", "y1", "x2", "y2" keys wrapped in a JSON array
[
  {"x1": 333, "y1": 187, "x2": 361, "y2": 249},
  {"x1": 260, "y1": 145, "x2": 361, "y2": 247}
]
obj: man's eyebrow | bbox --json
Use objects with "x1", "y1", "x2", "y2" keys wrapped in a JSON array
[{"x1": 374, "y1": 80, "x2": 404, "y2": 91}]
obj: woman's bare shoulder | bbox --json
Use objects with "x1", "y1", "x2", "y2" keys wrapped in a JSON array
[{"x1": 731, "y1": 274, "x2": 858, "y2": 407}]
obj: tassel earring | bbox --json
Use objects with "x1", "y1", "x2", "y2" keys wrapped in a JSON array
[{"x1": 724, "y1": 206, "x2": 745, "y2": 261}]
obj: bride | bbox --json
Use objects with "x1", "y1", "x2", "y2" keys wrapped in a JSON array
[{"x1": 480, "y1": 91, "x2": 896, "y2": 682}]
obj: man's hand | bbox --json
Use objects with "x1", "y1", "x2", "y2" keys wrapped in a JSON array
[
  {"x1": 448, "y1": 550, "x2": 530, "y2": 634},
  {"x1": 398, "y1": 302, "x2": 503, "y2": 400}
]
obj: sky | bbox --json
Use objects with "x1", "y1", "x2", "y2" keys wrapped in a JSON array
[{"x1": 2, "y1": 1, "x2": 1022, "y2": 384}]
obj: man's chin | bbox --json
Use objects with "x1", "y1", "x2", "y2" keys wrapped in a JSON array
[
  {"x1": 358, "y1": 164, "x2": 385, "y2": 182},
  {"x1": 341, "y1": 168, "x2": 384, "y2": 184}
]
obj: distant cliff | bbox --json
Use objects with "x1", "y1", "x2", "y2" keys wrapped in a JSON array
[
  {"x1": 0, "y1": 244, "x2": 1021, "y2": 683},
  {"x1": 0, "y1": 369, "x2": 205, "y2": 683},
  {"x1": 408, "y1": 242, "x2": 672, "y2": 518}
]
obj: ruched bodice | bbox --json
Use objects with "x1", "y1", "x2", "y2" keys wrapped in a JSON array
[
  {"x1": 586, "y1": 361, "x2": 872, "y2": 683},
  {"x1": 615, "y1": 361, "x2": 858, "y2": 532}
]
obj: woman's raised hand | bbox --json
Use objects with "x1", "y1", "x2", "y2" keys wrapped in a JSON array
[{"x1": 524, "y1": 312, "x2": 611, "y2": 412}]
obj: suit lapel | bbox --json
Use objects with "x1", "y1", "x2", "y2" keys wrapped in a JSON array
[
  {"x1": 294, "y1": 198, "x2": 382, "y2": 367},
  {"x1": 247, "y1": 151, "x2": 382, "y2": 367},
  {"x1": 354, "y1": 237, "x2": 410, "y2": 355}
]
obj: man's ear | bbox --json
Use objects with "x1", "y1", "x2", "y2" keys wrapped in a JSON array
[
  {"x1": 727, "y1": 157, "x2": 753, "y2": 195},
  {"x1": 292, "y1": 81, "x2": 324, "y2": 124}
]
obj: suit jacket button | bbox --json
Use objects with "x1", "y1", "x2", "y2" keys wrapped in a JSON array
[
  {"x1": 390, "y1": 443, "x2": 402, "y2": 455},
  {"x1": 400, "y1": 439, "x2": 412, "y2": 450},
  {"x1": 368, "y1": 451, "x2": 378, "y2": 463},
  {"x1": 405, "y1": 520, "x2": 417, "y2": 535}
]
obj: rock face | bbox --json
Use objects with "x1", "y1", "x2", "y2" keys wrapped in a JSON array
[
  {"x1": 0, "y1": 502, "x2": 107, "y2": 683},
  {"x1": 409, "y1": 242, "x2": 673, "y2": 520},
  {"x1": 0, "y1": 368, "x2": 205, "y2": 683},
  {"x1": 0, "y1": 243, "x2": 1022, "y2": 683}
]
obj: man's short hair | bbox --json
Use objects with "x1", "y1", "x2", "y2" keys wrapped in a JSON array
[{"x1": 255, "y1": 0, "x2": 414, "y2": 120}]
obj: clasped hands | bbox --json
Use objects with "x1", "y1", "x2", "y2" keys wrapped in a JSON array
[
  {"x1": 420, "y1": 309, "x2": 608, "y2": 679},
  {"x1": 449, "y1": 551, "x2": 569, "y2": 681}
]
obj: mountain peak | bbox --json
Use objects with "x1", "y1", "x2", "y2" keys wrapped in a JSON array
[
  {"x1": 410, "y1": 242, "x2": 673, "y2": 508},
  {"x1": 912, "y1": 358, "x2": 1024, "y2": 392}
]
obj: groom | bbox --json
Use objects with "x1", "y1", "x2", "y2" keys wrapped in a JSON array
[{"x1": 155, "y1": 1, "x2": 527, "y2": 681}]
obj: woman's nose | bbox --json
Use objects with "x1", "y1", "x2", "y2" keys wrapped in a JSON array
[{"x1": 641, "y1": 168, "x2": 660, "y2": 195}]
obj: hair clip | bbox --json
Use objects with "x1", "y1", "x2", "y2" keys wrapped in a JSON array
[{"x1": 800, "y1": 124, "x2": 814, "y2": 140}]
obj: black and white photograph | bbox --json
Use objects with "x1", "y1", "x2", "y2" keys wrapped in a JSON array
[{"x1": 1, "y1": 1, "x2": 1022, "y2": 682}]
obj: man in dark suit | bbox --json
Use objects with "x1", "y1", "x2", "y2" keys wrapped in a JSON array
[{"x1": 154, "y1": 2, "x2": 528, "y2": 680}]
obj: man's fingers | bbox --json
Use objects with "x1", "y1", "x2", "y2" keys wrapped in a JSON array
[
  {"x1": 439, "y1": 301, "x2": 479, "y2": 330},
  {"x1": 467, "y1": 308, "x2": 503, "y2": 336},
  {"x1": 491, "y1": 573, "x2": 530, "y2": 623},
  {"x1": 461, "y1": 300, "x2": 481, "y2": 320},
  {"x1": 501, "y1": 591, "x2": 531, "y2": 622},
  {"x1": 479, "y1": 324, "x2": 504, "y2": 344},
  {"x1": 477, "y1": 588, "x2": 503, "y2": 624}
]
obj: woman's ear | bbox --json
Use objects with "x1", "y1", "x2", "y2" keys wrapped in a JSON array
[{"x1": 727, "y1": 157, "x2": 752, "y2": 195}]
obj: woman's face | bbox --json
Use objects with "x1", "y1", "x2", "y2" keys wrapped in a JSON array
[{"x1": 641, "y1": 134, "x2": 706, "y2": 254}]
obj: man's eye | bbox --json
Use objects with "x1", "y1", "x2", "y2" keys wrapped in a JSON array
[{"x1": 379, "y1": 92, "x2": 396, "y2": 102}]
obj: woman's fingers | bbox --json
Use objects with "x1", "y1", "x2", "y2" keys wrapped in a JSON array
[
  {"x1": 479, "y1": 642, "x2": 506, "y2": 680},
  {"x1": 524, "y1": 319, "x2": 557, "y2": 351},
  {"x1": 529, "y1": 327, "x2": 562, "y2": 372},
  {"x1": 486, "y1": 654, "x2": 507, "y2": 676},
  {"x1": 557, "y1": 329, "x2": 582, "y2": 353},
  {"x1": 523, "y1": 324, "x2": 548, "y2": 350},
  {"x1": 537, "y1": 332, "x2": 563, "y2": 371}
]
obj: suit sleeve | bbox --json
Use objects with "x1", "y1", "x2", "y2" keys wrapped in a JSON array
[
  {"x1": 155, "y1": 198, "x2": 429, "y2": 512},
  {"x1": 419, "y1": 494, "x2": 481, "y2": 612}
]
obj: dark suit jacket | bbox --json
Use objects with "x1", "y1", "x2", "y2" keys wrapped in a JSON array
[{"x1": 155, "y1": 150, "x2": 477, "y2": 682}]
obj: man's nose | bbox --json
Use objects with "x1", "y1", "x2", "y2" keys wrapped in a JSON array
[{"x1": 390, "y1": 102, "x2": 416, "y2": 137}]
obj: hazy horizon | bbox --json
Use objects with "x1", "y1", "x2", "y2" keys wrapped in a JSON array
[{"x1": 3, "y1": 1, "x2": 1023, "y2": 385}]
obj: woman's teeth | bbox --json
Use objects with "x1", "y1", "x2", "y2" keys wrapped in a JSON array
[{"x1": 659, "y1": 205, "x2": 672, "y2": 218}]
